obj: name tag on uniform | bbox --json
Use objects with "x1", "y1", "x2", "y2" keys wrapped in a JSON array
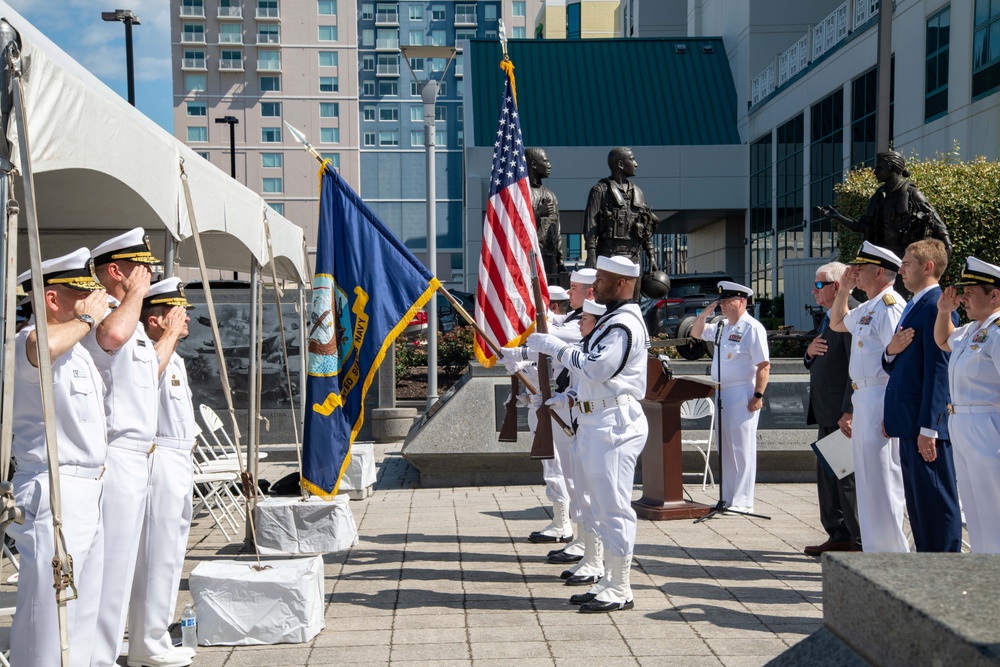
[
  {"x1": 171, "y1": 375, "x2": 181, "y2": 386},
  {"x1": 72, "y1": 369, "x2": 88, "y2": 379}
]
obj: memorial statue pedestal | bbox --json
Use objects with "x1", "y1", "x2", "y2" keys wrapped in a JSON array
[{"x1": 633, "y1": 358, "x2": 716, "y2": 520}]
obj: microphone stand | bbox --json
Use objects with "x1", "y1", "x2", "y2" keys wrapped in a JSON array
[{"x1": 695, "y1": 307, "x2": 770, "y2": 522}]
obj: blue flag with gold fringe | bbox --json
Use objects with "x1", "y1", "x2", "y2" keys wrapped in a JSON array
[{"x1": 303, "y1": 163, "x2": 439, "y2": 498}]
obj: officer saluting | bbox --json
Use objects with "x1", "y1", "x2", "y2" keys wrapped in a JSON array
[
  {"x1": 128, "y1": 278, "x2": 197, "y2": 667},
  {"x1": 934, "y1": 257, "x2": 1000, "y2": 554},
  {"x1": 82, "y1": 228, "x2": 163, "y2": 665},
  {"x1": 691, "y1": 281, "x2": 770, "y2": 513},
  {"x1": 527, "y1": 255, "x2": 649, "y2": 613},
  {"x1": 9, "y1": 248, "x2": 109, "y2": 666},
  {"x1": 828, "y1": 241, "x2": 908, "y2": 552}
]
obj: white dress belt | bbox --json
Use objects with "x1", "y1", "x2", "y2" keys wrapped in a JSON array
[
  {"x1": 154, "y1": 435, "x2": 197, "y2": 451},
  {"x1": 577, "y1": 394, "x2": 635, "y2": 414},
  {"x1": 851, "y1": 377, "x2": 888, "y2": 390},
  {"x1": 16, "y1": 463, "x2": 105, "y2": 480},
  {"x1": 947, "y1": 404, "x2": 1000, "y2": 415}
]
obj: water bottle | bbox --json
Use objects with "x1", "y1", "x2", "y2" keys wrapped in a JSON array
[{"x1": 180, "y1": 603, "x2": 198, "y2": 649}]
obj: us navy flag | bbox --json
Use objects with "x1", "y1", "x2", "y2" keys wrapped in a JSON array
[{"x1": 303, "y1": 162, "x2": 439, "y2": 498}]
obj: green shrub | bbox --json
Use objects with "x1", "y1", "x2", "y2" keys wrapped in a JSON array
[
  {"x1": 438, "y1": 326, "x2": 475, "y2": 378},
  {"x1": 395, "y1": 337, "x2": 427, "y2": 380}
]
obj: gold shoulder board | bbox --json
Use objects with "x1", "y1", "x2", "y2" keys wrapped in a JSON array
[
  {"x1": 993, "y1": 317, "x2": 1000, "y2": 328},
  {"x1": 882, "y1": 294, "x2": 897, "y2": 306}
]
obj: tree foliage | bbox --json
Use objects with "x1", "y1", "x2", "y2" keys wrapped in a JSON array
[{"x1": 834, "y1": 144, "x2": 1000, "y2": 280}]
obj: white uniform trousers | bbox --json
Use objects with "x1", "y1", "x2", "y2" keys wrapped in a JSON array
[
  {"x1": 950, "y1": 413, "x2": 1000, "y2": 554},
  {"x1": 719, "y1": 383, "x2": 759, "y2": 509},
  {"x1": 93, "y1": 444, "x2": 154, "y2": 665},
  {"x1": 9, "y1": 471, "x2": 104, "y2": 667},
  {"x1": 578, "y1": 401, "x2": 647, "y2": 557},
  {"x1": 851, "y1": 385, "x2": 908, "y2": 553},
  {"x1": 128, "y1": 444, "x2": 195, "y2": 658},
  {"x1": 542, "y1": 405, "x2": 573, "y2": 504},
  {"x1": 567, "y1": 427, "x2": 595, "y2": 529}
]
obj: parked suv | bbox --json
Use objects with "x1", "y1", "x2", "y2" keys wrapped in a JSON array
[{"x1": 644, "y1": 271, "x2": 733, "y2": 360}]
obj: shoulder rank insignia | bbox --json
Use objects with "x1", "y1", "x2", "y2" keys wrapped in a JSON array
[
  {"x1": 882, "y1": 294, "x2": 897, "y2": 306},
  {"x1": 992, "y1": 316, "x2": 1000, "y2": 329}
]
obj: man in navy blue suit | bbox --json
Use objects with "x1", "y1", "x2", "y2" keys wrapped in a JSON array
[{"x1": 882, "y1": 239, "x2": 962, "y2": 552}]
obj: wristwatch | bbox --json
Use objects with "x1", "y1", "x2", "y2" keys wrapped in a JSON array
[
  {"x1": 753, "y1": 391, "x2": 764, "y2": 399},
  {"x1": 75, "y1": 314, "x2": 96, "y2": 330}
]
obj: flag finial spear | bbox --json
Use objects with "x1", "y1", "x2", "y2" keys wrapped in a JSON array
[
  {"x1": 498, "y1": 19, "x2": 508, "y2": 59},
  {"x1": 285, "y1": 122, "x2": 324, "y2": 165}
]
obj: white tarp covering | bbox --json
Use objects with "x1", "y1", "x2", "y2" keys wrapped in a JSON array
[
  {"x1": 189, "y1": 557, "x2": 325, "y2": 646},
  {"x1": 339, "y1": 441, "x2": 377, "y2": 498},
  {"x1": 254, "y1": 496, "x2": 359, "y2": 555}
]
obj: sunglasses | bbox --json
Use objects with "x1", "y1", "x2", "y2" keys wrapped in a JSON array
[{"x1": 814, "y1": 281, "x2": 835, "y2": 289}]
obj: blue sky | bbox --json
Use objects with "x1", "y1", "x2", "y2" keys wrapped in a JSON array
[{"x1": 7, "y1": 0, "x2": 174, "y2": 132}]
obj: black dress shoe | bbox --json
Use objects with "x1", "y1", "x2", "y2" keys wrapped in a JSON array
[
  {"x1": 560, "y1": 570, "x2": 574, "y2": 580},
  {"x1": 528, "y1": 531, "x2": 573, "y2": 544},
  {"x1": 565, "y1": 573, "x2": 601, "y2": 586},
  {"x1": 547, "y1": 546, "x2": 565, "y2": 557},
  {"x1": 579, "y1": 598, "x2": 634, "y2": 613},
  {"x1": 547, "y1": 551, "x2": 584, "y2": 565},
  {"x1": 569, "y1": 592, "x2": 597, "y2": 605}
]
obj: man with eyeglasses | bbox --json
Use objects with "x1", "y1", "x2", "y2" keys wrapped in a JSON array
[{"x1": 803, "y1": 262, "x2": 861, "y2": 556}]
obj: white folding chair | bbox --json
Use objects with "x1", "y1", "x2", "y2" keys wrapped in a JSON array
[
  {"x1": 680, "y1": 398, "x2": 716, "y2": 490},
  {"x1": 198, "y1": 404, "x2": 267, "y2": 463},
  {"x1": 192, "y1": 460, "x2": 243, "y2": 542}
]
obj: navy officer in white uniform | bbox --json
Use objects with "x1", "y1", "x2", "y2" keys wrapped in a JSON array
[
  {"x1": 527, "y1": 255, "x2": 649, "y2": 613},
  {"x1": 934, "y1": 257, "x2": 1000, "y2": 554},
  {"x1": 128, "y1": 278, "x2": 197, "y2": 667},
  {"x1": 83, "y1": 228, "x2": 163, "y2": 666},
  {"x1": 10, "y1": 248, "x2": 108, "y2": 666},
  {"x1": 691, "y1": 281, "x2": 770, "y2": 512}
]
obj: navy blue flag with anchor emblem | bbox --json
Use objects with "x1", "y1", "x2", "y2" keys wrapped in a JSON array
[{"x1": 303, "y1": 162, "x2": 439, "y2": 498}]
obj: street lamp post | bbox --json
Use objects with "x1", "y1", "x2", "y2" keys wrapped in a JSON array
[
  {"x1": 400, "y1": 45, "x2": 457, "y2": 409},
  {"x1": 101, "y1": 9, "x2": 141, "y2": 107},
  {"x1": 215, "y1": 116, "x2": 240, "y2": 279}
]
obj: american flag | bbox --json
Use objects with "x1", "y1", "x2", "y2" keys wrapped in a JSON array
[{"x1": 473, "y1": 59, "x2": 548, "y2": 367}]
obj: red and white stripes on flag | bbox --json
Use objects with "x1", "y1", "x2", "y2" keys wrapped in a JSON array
[{"x1": 474, "y1": 58, "x2": 548, "y2": 367}]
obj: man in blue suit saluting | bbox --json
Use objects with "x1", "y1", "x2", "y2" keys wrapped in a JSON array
[{"x1": 882, "y1": 239, "x2": 962, "y2": 552}]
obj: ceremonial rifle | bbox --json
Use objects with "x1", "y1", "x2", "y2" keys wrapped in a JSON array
[
  {"x1": 498, "y1": 374, "x2": 520, "y2": 442},
  {"x1": 528, "y1": 253, "x2": 555, "y2": 459}
]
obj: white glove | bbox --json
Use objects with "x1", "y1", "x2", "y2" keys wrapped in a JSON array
[
  {"x1": 528, "y1": 392, "x2": 543, "y2": 410},
  {"x1": 502, "y1": 355, "x2": 526, "y2": 375},
  {"x1": 527, "y1": 332, "x2": 568, "y2": 359},
  {"x1": 515, "y1": 393, "x2": 531, "y2": 408},
  {"x1": 546, "y1": 393, "x2": 571, "y2": 410}
]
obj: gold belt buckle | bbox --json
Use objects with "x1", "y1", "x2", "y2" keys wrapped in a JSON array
[
  {"x1": 947, "y1": 404, "x2": 955, "y2": 415},
  {"x1": 579, "y1": 401, "x2": 593, "y2": 415},
  {"x1": 851, "y1": 382, "x2": 858, "y2": 391}
]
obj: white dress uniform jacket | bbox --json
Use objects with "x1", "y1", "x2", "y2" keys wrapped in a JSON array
[
  {"x1": 699, "y1": 312, "x2": 769, "y2": 509},
  {"x1": 82, "y1": 299, "x2": 162, "y2": 665},
  {"x1": 129, "y1": 352, "x2": 198, "y2": 659},
  {"x1": 842, "y1": 286, "x2": 908, "y2": 552},
  {"x1": 947, "y1": 310, "x2": 1000, "y2": 553},
  {"x1": 10, "y1": 325, "x2": 107, "y2": 667},
  {"x1": 544, "y1": 310, "x2": 584, "y2": 507}
]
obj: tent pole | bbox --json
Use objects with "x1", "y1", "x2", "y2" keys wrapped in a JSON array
[
  {"x1": 297, "y1": 283, "x2": 307, "y2": 480},
  {"x1": 164, "y1": 233, "x2": 175, "y2": 279},
  {"x1": 245, "y1": 261, "x2": 260, "y2": 543},
  {"x1": 1, "y1": 174, "x2": 17, "y2": 483}
]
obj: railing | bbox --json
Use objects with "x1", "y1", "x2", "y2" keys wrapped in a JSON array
[
  {"x1": 181, "y1": 32, "x2": 205, "y2": 44},
  {"x1": 219, "y1": 58, "x2": 243, "y2": 70},
  {"x1": 217, "y1": 6, "x2": 242, "y2": 18},
  {"x1": 454, "y1": 10, "x2": 477, "y2": 25},
  {"x1": 375, "y1": 9, "x2": 398, "y2": 25},
  {"x1": 182, "y1": 57, "x2": 206, "y2": 69},
  {"x1": 812, "y1": 1, "x2": 849, "y2": 60},
  {"x1": 376, "y1": 37, "x2": 399, "y2": 50},
  {"x1": 376, "y1": 62, "x2": 400, "y2": 76},
  {"x1": 219, "y1": 33, "x2": 243, "y2": 44},
  {"x1": 855, "y1": 0, "x2": 879, "y2": 28},
  {"x1": 256, "y1": 6, "x2": 280, "y2": 20},
  {"x1": 751, "y1": 63, "x2": 775, "y2": 106},
  {"x1": 257, "y1": 59, "x2": 281, "y2": 71},
  {"x1": 257, "y1": 32, "x2": 280, "y2": 44},
  {"x1": 180, "y1": 4, "x2": 205, "y2": 17},
  {"x1": 777, "y1": 34, "x2": 808, "y2": 86}
]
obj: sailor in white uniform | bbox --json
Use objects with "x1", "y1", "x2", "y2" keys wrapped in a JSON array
[
  {"x1": 691, "y1": 281, "x2": 770, "y2": 512},
  {"x1": 9, "y1": 249, "x2": 109, "y2": 667},
  {"x1": 828, "y1": 241, "x2": 909, "y2": 553},
  {"x1": 528, "y1": 255, "x2": 649, "y2": 613},
  {"x1": 934, "y1": 257, "x2": 1000, "y2": 554},
  {"x1": 128, "y1": 278, "x2": 198, "y2": 667},
  {"x1": 82, "y1": 228, "x2": 168, "y2": 666}
]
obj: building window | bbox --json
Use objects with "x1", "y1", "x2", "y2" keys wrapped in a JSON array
[
  {"x1": 409, "y1": 106, "x2": 422, "y2": 122},
  {"x1": 363, "y1": 105, "x2": 376, "y2": 121},
  {"x1": 430, "y1": 29, "x2": 446, "y2": 46},
  {"x1": 974, "y1": 0, "x2": 1000, "y2": 97},
  {"x1": 257, "y1": 24, "x2": 279, "y2": 44},
  {"x1": 377, "y1": 53, "x2": 399, "y2": 75},
  {"x1": 181, "y1": 23, "x2": 205, "y2": 43},
  {"x1": 431, "y1": 4, "x2": 445, "y2": 21},
  {"x1": 775, "y1": 114, "x2": 804, "y2": 296},
  {"x1": 261, "y1": 127, "x2": 281, "y2": 142},
  {"x1": 455, "y1": 4, "x2": 476, "y2": 24},
  {"x1": 187, "y1": 102, "x2": 207, "y2": 116},
  {"x1": 319, "y1": 25, "x2": 338, "y2": 41},
  {"x1": 260, "y1": 75, "x2": 280, "y2": 92},
  {"x1": 457, "y1": 129, "x2": 463, "y2": 146},
  {"x1": 219, "y1": 23, "x2": 242, "y2": 43},
  {"x1": 184, "y1": 74, "x2": 206, "y2": 92},
  {"x1": 457, "y1": 106, "x2": 463, "y2": 122},
  {"x1": 182, "y1": 49, "x2": 205, "y2": 69},
  {"x1": 318, "y1": 0, "x2": 336, "y2": 15},
  {"x1": 925, "y1": 7, "x2": 950, "y2": 121},
  {"x1": 435, "y1": 106, "x2": 447, "y2": 121},
  {"x1": 455, "y1": 28, "x2": 475, "y2": 41},
  {"x1": 411, "y1": 129, "x2": 424, "y2": 146},
  {"x1": 379, "y1": 80, "x2": 398, "y2": 96},
  {"x1": 484, "y1": 29, "x2": 497, "y2": 39},
  {"x1": 810, "y1": 89, "x2": 844, "y2": 257},
  {"x1": 379, "y1": 105, "x2": 398, "y2": 121},
  {"x1": 360, "y1": 3, "x2": 374, "y2": 20},
  {"x1": 361, "y1": 29, "x2": 375, "y2": 46},
  {"x1": 431, "y1": 58, "x2": 445, "y2": 72},
  {"x1": 364, "y1": 131, "x2": 376, "y2": 146},
  {"x1": 320, "y1": 102, "x2": 339, "y2": 118},
  {"x1": 321, "y1": 153, "x2": 341, "y2": 170},
  {"x1": 197, "y1": 151, "x2": 209, "y2": 160},
  {"x1": 219, "y1": 49, "x2": 243, "y2": 69},
  {"x1": 409, "y1": 30, "x2": 424, "y2": 45},
  {"x1": 362, "y1": 80, "x2": 376, "y2": 95},
  {"x1": 749, "y1": 132, "x2": 773, "y2": 299},
  {"x1": 261, "y1": 101, "x2": 281, "y2": 117},
  {"x1": 258, "y1": 50, "x2": 280, "y2": 70},
  {"x1": 268, "y1": 202, "x2": 284, "y2": 215},
  {"x1": 409, "y1": 5, "x2": 423, "y2": 20},
  {"x1": 439, "y1": 81, "x2": 447, "y2": 96},
  {"x1": 567, "y1": 3, "x2": 580, "y2": 38},
  {"x1": 181, "y1": 0, "x2": 205, "y2": 17},
  {"x1": 513, "y1": 1, "x2": 526, "y2": 17},
  {"x1": 513, "y1": 26, "x2": 526, "y2": 39},
  {"x1": 256, "y1": 0, "x2": 279, "y2": 19},
  {"x1": 377, "y1": 28, "x2": 398, "y2": 49},
  {"x1": 261, "y1": 153, "x2": 283, "y2": 168},
  {"x1": 485, "y1": 4, "x2": 497, "y2": 21},
  {"x1": 320, "y1": 76, "x2": 339, "y2": 92},
  {"x1": 187, "y1": 126, "x2": 207, "y2": 142},
  {"x1": 379, "y1": 130, "x2": 399, "y2": 146},
  {"x1": 376, "y1": 3, "x2": 398, "y2": 23},
  {"x1": 262, "y1": 177, "x2": 283, "y2": 193},
  {"x1": 410, "y1": 57, "x2": 424, "y2": 71},
  {"x1": 319, "y1": 51, "x2": 338, "y2": 67},
  {"x1": 851, "y1": 63, "x2": 893, "y2": 168},
  {"x1": 320, "y1": 128, "x2": 340, "y2": 143},
  {"x1": 362, "y1": 55, "x2": 375, "y2": 71}
]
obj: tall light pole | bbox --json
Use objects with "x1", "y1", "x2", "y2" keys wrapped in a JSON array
[
  {"x1": 101, "y1": 9, "x2": 140, "y2": 107},
  {"x1": 401, "y1": 45, "x2": 456, "y2": 408},
  {"x1": 216, "y1": 116, "x2": 240, "y2": 279}
]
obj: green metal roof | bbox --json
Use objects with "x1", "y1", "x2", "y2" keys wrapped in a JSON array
[{"x1": 470, "y1": 38, "x2": 740, "y2": 148}]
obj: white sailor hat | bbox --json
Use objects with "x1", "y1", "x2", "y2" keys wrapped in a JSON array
[
  {"x1": 91, "y1": 227, "x2": 161, "y2": 266},
  {"x1": 954, "y1": 256, "x2": 1000, "y2": 288},
  {"x1": 582, "y1": 300, "x2": 607, "y2": 317},
  {"x1": 143, "y1": 277, "x2": 194, "y2": 310},
  {"x1": 16, "y1": 247, "x2": 104, "y2": 293},
  {"x1": 548, "y1": 286, "x2": 569, "y2": 301},
  {"x1": 849, "y1": 241, "x2": 902, "y2": 272},
  {"x1": 596, "y1": 255, "x2": 640, "y2": 278},
  {"x1": 570, "y1": 268, "x2": 597, "y2": 285},
  {"x1": 717, "y1": 280, "x2": 753, "y2": 299}
]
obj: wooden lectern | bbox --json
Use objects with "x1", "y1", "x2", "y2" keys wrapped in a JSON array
[{"x1": 633, "y1": 357, "x2": 717, "y2": 520}]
